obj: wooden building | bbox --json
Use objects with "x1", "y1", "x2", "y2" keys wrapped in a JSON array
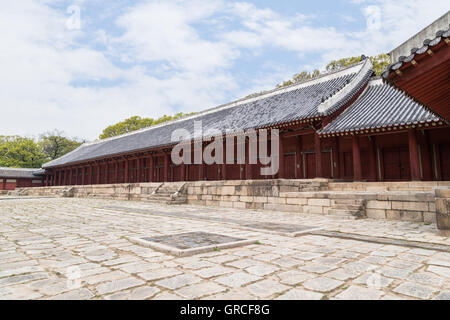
[
  {"x1": 39, "y1": 53, "x2": 449, "y2": 186},
  {"x1": 0, "y1": 168, "x2": 44, "y2": 190}
]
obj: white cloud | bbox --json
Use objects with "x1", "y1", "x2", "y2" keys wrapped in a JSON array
[{"x1": 0, "y1": 0, "x2": 448, "y2": 141}]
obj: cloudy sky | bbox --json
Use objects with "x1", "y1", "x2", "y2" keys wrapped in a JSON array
[{"x1": 1, "y1": 0, "x2": 448, "y2": 140}]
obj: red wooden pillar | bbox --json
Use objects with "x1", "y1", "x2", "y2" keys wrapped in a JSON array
[
  {"x1": 163, "y1": 153, "x2": 169, "y2": 182},
  {"x1": 296, "y1": 136, "x2": 303, "y2": 179},
  {"x1": 124, "y1": 160, "x2": 128, "y2": 183},
  {"x1": 69, "y1": 169, "x2": 72, "y2": 185},
  {"x1": 45, "y1": 175, "x2": 49, "y2": 187},
  {"x1": 180, "y1": 150, "x2": 186, "y2": 182},
  {"x1": 88, "y1": 165, "x2": 92, "y2": 185},
  {"x1": 278, "y1": 134, "x2": 285, "y2": 179},
  {"x1": 352, "y1": 135, "x2": 362, "y2": 181},
  {"x1": 136, "y1": 157, "x2": 141, "y2": 183},
  {"x1": 75, "y1": 168, "x2": 79, "y2": 185},
  {"x1": 245, "y1": 139, "x2": 251, "y2": 180},
  {"x1": 81, "y1": 167, "x2": 85, "y2": 185},
  {"x1": 148, "y1": 156, "x2": 154, "y2": 182},
  {"x1": 222, "y1": 140, "x2": 227, "y2": 180},
  {"x1": 96, "y1": 164, "x2": 100, "y2": 184},
  {"x1": 314, "y1": 133, "x2": 322, "y2": 178},
  {"x1": 408, "y1": 129, "x2": 421, "y2": 181},
  {"x1": 199, "y1": 144, "x2": 205, "y2": 181},
  {"x1": 332, "y1": 137, "x2": 340, "y2": 179},
  {"x1": 368, "y1": 137, "x2": 377, "y2": 182},
  {"x1": 114, "y1": 162, "x2": 118, "y2": 184}
]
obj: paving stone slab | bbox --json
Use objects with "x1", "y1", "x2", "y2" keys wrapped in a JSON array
[{"x1": 129, "y1": 232, "x2": 258, "y2": 257}]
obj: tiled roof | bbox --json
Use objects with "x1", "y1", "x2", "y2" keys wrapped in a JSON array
[
  {"x1": 43, "y1": 60, "x2": 372, "y2": 168},
  {"x1": 0, "y1": 167, "x2": 44, "y2": 179},
  {"x1": 382, "y1": 28, "x2": 450, "y2": 79},
  {"x1": 318, "y1": 78, "x2": 442, "y2": 136}
]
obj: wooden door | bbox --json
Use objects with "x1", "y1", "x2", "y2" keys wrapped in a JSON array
[
  {"x1": 321, "y1": 152, "x2": 332, "y2": 178},
  {"x1": 383, "y1": 147, "x2": 410, "y2": 181},
  {"x1": 305, "y1": 153, "x2": 315, "y2": 178},
  {"x1": 284, "y1": 153, "x2": 296, "y2": 179},
  {"x1": 439, "y1": 144, "x2": 450, "y2": 180}
]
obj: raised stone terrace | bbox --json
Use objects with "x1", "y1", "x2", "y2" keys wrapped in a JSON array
[{"x1": 12, "y1": 179, "x2": 450, "y2": 223}]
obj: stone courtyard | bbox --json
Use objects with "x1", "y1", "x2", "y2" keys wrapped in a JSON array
[{"x1": 0, "y1": 196, "x2": 449, "y2": 300}]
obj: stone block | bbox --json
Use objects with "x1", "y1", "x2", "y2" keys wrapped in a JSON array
[
  {"x1": 263, "y1": 204, "x2": 299, "y2": 212},
  {"x1": 233, "y1": 202, "x2": 246, "y2": 209},
  {"x1": 386, "y1": 210, "x2": 401, "y2": 220},
  {"x1": 399, "y1": 211, "x2": 424, "y2": 222},
  {"x1": 267, "y1": 197, "x2": 286, "y2": 205},
  {"x1": 367, "y1": 200, "x2": 391, "y2": 210},
  {"x1": 302, "y1": 205, "x2": 323, "y2": 214},
  {"x1": 286, "y1": 197, "x2": 308, "y2": 205},
  {"x1": 366, "y1": 209, "x2": 386, "y2": 219},
  {"x1": 307, "y1": 198, "x2": 330, "y2": 206},
  {"x1": 221, "y1": 186, "x2": 235, "y2": 195},
  {"x1": 423, "y1": 212, "x2": 436, "y2": 224}
]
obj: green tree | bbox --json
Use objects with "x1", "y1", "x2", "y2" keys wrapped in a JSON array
[
  {"x1": 0, "y1": 136, "x2": 46, "y2": 168},
  {"x1": 326, "y1": 54, "x2": 390, "y2": 76},
  {"x1": 277, "y1": 69, "x2": 321, "y2": 88},
  {"x1": 276, "y1": 54, "x2": 390, "y2": 89},
  {"x1": 99, "y1": 113, "x2": 197, "y2": 139},
  {"x1": 39, "y1": 130, "x2": 83, "y2": 160}
]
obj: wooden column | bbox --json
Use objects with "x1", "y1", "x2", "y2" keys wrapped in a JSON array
[
  {"x1": 245, "y1": 139, "x2": 251, "y2": 180},
  {"x1": 45, "y1": 175, "x2": 49, "y2": 187},
  {"x1": 163, "y1": 153, "x2": 169, "y2": 182},
  {"x1": 148, "y1": 156, "x2": 153, "y2": 182},
  {"x1": 124, "y1": 160, "x2": 128, "y2": 183},
  {"x1": 88, "y1": 166, "x2": 92, "y2": 185},
  {"x1": 81, "y1": 167, "x2": 85, "y2": 185},
  {"x1": 314, "y1": 133, "x2": 322, "y2": 177},
  {"x1": 75, "y1": 168, "x2": 79, "y2": 185},
  {"x1": 180, "y1": 150, "x2": 186, "y2": 182},
  {"x1": 408, "y1": 129, "x2": 421, "y2": 181},
  {"x1": 368, "y1": 137, "x2": 377, "y2": 182},
  {"x1": 96, "y1": 164, "x2": 100, "y2": 185},
  {"x1": 222, "y1": 140, "x2": 227, "y2": 180},
  {"x1": 278, "y1": 134, "x2": 285, "y2": 179},
  {"x1": 69, "y1": 169, "x2": 73, "y2": 185},
  {"x1": 114, "y1": 162, "x2": 118, "y2": 184},
  {"x1": 136, "y1": 158, "x2": 141, "y2": 183},
  {"x1": 199, "y1": 144, "x2": 205, "y2": 181},
  {"x1": 352, "y1": 135, "x2": 362, "y2": 181},
  {"x1": 296, "y1": 136, "x2": 303, "y2": 179}
]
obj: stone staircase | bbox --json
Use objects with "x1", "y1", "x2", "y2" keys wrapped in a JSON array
[
  {"x1": 141, "y1": 182, "x2": 187, "y2": 205},
  {"x1": 326, "y1": 197, "x2": 367, "y2": 219}
]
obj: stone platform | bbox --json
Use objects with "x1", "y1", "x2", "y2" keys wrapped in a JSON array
[{"x1": 12, "y1": 179, "x2": 450, "y2": 224}]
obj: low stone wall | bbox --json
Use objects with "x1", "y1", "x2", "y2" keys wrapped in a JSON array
[
  {"x1": 328, "y1": 181, "x2": 450, "y2": 192},
  {"x1": 15, "y1": 183, "x2": 163, "y2": 201},
  {"x1": 186, "y1": 180, "x2": 437, "y2": 223},
  {"x1": 13, "y1": 179, "x2": 449, "y2": 224}
]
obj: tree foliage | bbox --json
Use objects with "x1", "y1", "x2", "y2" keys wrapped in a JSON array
[
  {"x1": 326, "y1": 54, "x2": 390, "y2": 76},
  {"x1": 39, "y1": 129, "x2": 83, "y2": 160},
  {"x1": 276, "y1": 54, "x2": 390, "y2": 89},
  {"x1": 0, "y1": 131, "x2": 82, "y2": 168},
  {"x1": 99, "y1": 113, "x2": 197, "y2": 139},
  {"x1": 0, "y1": 136, "x2": 47, "y2": 168}
]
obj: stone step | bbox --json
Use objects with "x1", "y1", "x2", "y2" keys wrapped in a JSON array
[
  {"x1": 326, "y1": 208, "x2": 365, "y2": 219},
  {"x1": 332, "y1": 204, "x2": 364, "y2": 210},
  {"x1": 332, "y1": 199, "x2": 366, "y2": 205}
]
